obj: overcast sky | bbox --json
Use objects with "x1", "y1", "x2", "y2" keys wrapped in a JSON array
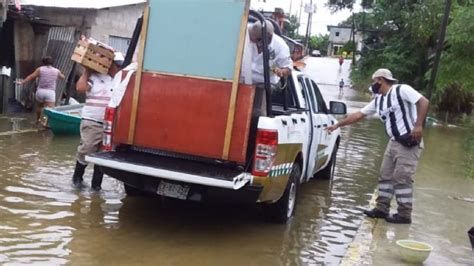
[{"x1": 250, "y1": 0, "x2": 361, "y2": 36}]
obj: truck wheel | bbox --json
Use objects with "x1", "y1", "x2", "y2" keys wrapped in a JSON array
[
  {"x1": 124, "y1": 183, "x2": 143, "y2": 196},
  {"x1": 263, "y1": 163, "x2": 300, "y2": 224},
  {"x1": 317, "y1": 143, "x2": 338, "y2": 180}
]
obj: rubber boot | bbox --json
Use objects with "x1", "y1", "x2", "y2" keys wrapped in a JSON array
[
  {"x1": 72, "y1": 161, "x2": 86, "y2": 188},
  {"x1": 91, "y1": 165, "x2": 104, "y2": 191}
]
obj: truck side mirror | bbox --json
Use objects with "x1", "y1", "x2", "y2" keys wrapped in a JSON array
[{"x1": 329, "y1": 101, "x2": 347, "y2": 115}]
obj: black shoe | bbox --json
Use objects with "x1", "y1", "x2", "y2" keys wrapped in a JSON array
[
  {"x1": 363, "y1": 208, "x2": 388, "y2": 219},
  {"x1": 385, "y1": 214, "x2": 411, "y2": 224}
]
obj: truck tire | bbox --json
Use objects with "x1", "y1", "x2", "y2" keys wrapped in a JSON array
[
  {"x1": 124, "y1": 183, "x2": 143, "y2": 196},
  {"x1": 317, "y1": 143, "x2": 338, "y2": 180},
  {"x1": 263, "y1": 163, "x2": 300, "y2": 224}
]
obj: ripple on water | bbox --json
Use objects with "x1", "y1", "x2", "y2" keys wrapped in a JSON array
[{"x1": 4, "y1": 197, "x2": 24, "y2": 203}]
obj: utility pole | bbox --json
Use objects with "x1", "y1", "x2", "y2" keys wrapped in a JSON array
[
  {"x1": 362, "y1": 8, "x2": 365, "y2": 41},
  {"x1": 352, "y1": 12, "x2": 356, "y2": 65},
  {"x1": 427, "y1": 0, "x2": 452, "y2": 100},
  {"x1": 297, "y1": 0, "x2": 303, "y2": 36},
  {"x1": 303, "y1": 0, "x2": 314, "y2": 54}
]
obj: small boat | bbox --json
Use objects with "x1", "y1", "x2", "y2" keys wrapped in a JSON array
[{"x1": 43, "y1": 104, "x2": 83, "y2": 135}]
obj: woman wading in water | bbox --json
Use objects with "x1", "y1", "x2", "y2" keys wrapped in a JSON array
[{"x1": 21, "y1": 56, "x2": 65, "y2": 125}]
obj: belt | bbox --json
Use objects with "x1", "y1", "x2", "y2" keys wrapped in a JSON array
[{"x1": 82, "y1": 118, "x2": 103, "y2": 125}]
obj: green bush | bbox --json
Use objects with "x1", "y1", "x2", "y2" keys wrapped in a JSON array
[
  {"x1": 342, "y1": 41, "x2": 355, "y2": 54},
  {"x1": 435, "y1": 82, "x2": 473, "y2": 115}
]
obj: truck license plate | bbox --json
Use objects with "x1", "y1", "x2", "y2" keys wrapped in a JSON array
[{"x1": 157, "y1": 181, "x2": 189, "y2": 200}]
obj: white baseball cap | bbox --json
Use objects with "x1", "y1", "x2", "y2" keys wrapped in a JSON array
[
  {"x1": 372, "y1": 68, "x2": 397, "y2": 82},
  {"x1": 113, "y1": 52, "x2": 125, "y2": 66}
]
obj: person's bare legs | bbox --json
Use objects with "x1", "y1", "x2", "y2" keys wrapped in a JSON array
[
  {"x1": 40, "y1": 101, "x2": 55, "y2": 127},
  {"x1": 36, "y1": 101, "x2": 44, "y2": 123},
  {"x1": 45, "y1": 101, "x2": 55, "y2": 108}
]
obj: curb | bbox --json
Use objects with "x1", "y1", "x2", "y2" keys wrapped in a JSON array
[{"x1": 340, "y1": 191, "x2": 378, "y2": 265}]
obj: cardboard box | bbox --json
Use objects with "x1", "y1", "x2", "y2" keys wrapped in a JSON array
[{"x1": 71, "y1": 40, "x2": 114, "y2": 74}]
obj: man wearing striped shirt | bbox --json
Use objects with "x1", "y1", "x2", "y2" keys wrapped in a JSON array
[
  {"x1": 72, "y1": 52, "x2": 124, "y2": 190},
  {"x1": 327, "y1": 69, "x2": 429, "y2": 224}
]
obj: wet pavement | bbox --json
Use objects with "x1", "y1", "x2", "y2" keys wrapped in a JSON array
[
  {"x1": 360, "y1": 126, "x2": 474, "y2": 265},
  {"x1": 0, "y1": 57, "x2": 472, "y2": 265}
]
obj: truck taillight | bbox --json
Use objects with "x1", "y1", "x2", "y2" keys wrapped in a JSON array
[
  {"x1": 102, "y1": 107, "x2": 115, "y2": 151},
  {"x1": 252, "y1": 129, "x2": 278, "y2": 177}
]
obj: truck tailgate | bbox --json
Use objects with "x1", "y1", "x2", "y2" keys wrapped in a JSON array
[{"x1": 86, "y1": 150, "x2": 252, "y2": 190}]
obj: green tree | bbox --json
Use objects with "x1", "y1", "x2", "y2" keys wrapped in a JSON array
[
  {"x1": 339, "y1": 12, "x2": 377, "y2": 31},
  {"x1": 436, "y1": 3, "x2": 474, "y2": 94},
  {"x1": 433, "y1": 3, "x2": 474, "y2": 117},
  {"x1": 341, "y1": 40, "x2": 355, "y2": 54},
  {"x1": 330, "y1": 0, "x2": 473, "y2": 114},
  {"x1": 308, "y1": 34, "x2": 329, "y2": 55},
  {"x1": 330, "y1": 0, "x2": 445, "y2": 92},
  {"x1": 328, "y1": 0, "x2": 374, "y2": 11},
  {"x1": 283, "y1": 15, "x2": 301, "y2": 40}
]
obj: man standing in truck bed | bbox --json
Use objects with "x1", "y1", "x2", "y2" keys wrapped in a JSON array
[
  {"x1": 71, "y1": 52, "x2": 124, "y2": 190},
  {"x1": 248, "y1": 20, "x2": 292, "y2": 85}
]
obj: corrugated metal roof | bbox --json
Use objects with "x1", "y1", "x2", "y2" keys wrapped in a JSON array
[{"x1": 18, "y1": 0, "x2": 146, "y2": 9}]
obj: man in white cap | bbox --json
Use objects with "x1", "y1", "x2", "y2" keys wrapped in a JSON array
[
  {"x1": 72, "y1": 52, "x2": 124, "y2": 190},
  {"x1": 326, "y1": 68, "x2": 429, "y2": 224}
]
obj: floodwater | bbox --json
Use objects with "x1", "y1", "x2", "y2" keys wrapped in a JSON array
[
  {"x1": 369, "y1": 125, "x2": 474, "y2": 265},
  {"x1": 0, "y1": 112, "x2": 387, "y2": 265},
  {"x1": 1, "y1": 58, "x2": 473, "y2": 265}
]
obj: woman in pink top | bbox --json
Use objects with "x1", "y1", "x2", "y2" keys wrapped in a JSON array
[{"x1": 21, "y1": 56, "x2": 65, "y2": 124}]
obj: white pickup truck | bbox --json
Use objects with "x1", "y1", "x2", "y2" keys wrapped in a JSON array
[{"x1": 86, "y1": 7, "x2": 347, "y2": 223}]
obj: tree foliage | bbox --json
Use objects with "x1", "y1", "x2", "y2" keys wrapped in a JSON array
[
  {"x1": 339, "y1": 12, "x2": 377, "y2": 31},
  {"x1": 283, "y1": 15, "x2": 301, "y2": 40},
  {"x1": 436, "y1": 3, "x2": 474, "y2": 96},
  {"x1": 328, "y1": 0, "x2": 374, "y2": 11},
  {"x1": 342, "y1": 40, "x2": 355, "y2": 54},
  {"x1": 328, "y1": 0, "x2": 473, "y2": 114},
  {"x1": 348, "y1": 1, "x2": 443, "y2": 88},
  {"x1": 309, "y1": 34, "x2": 329, "y2": 55}
]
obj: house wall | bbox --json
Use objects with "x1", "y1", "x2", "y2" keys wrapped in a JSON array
[
  {"x1": 327, "y1": 27, "x2": 365, "y2": 56},
  {"x1": 90, "y1": 4, "x2": 145, "y2": 45},
  {"x1": 34, "y1": 4, "x2": 145, "y2": 44},
  {"x1": 13, "y1": 20, "x2": 35, "y2": 77},
  {"x1": 3, "y1": 4, "x2": 145, "y2": 109},
  {"x1": 329, "y1": 27, "x2": 352, "y2": 45},
  {"x1": 35, "y1": 7, "x2": 97, "y2": 35},
  {"x1": 7, "y1": 3, "x2": 145, "y2": 68},
  {"x1": 28, "y1": 4, "x2": 144, "y2": 66}
]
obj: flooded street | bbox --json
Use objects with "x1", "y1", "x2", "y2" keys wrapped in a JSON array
[
  {"x1": 0, "y1": 118, "x2": 386, "y2": 265},
  {"x1": 0, "y1": 58, "x2": 473, "y2": 265}
]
